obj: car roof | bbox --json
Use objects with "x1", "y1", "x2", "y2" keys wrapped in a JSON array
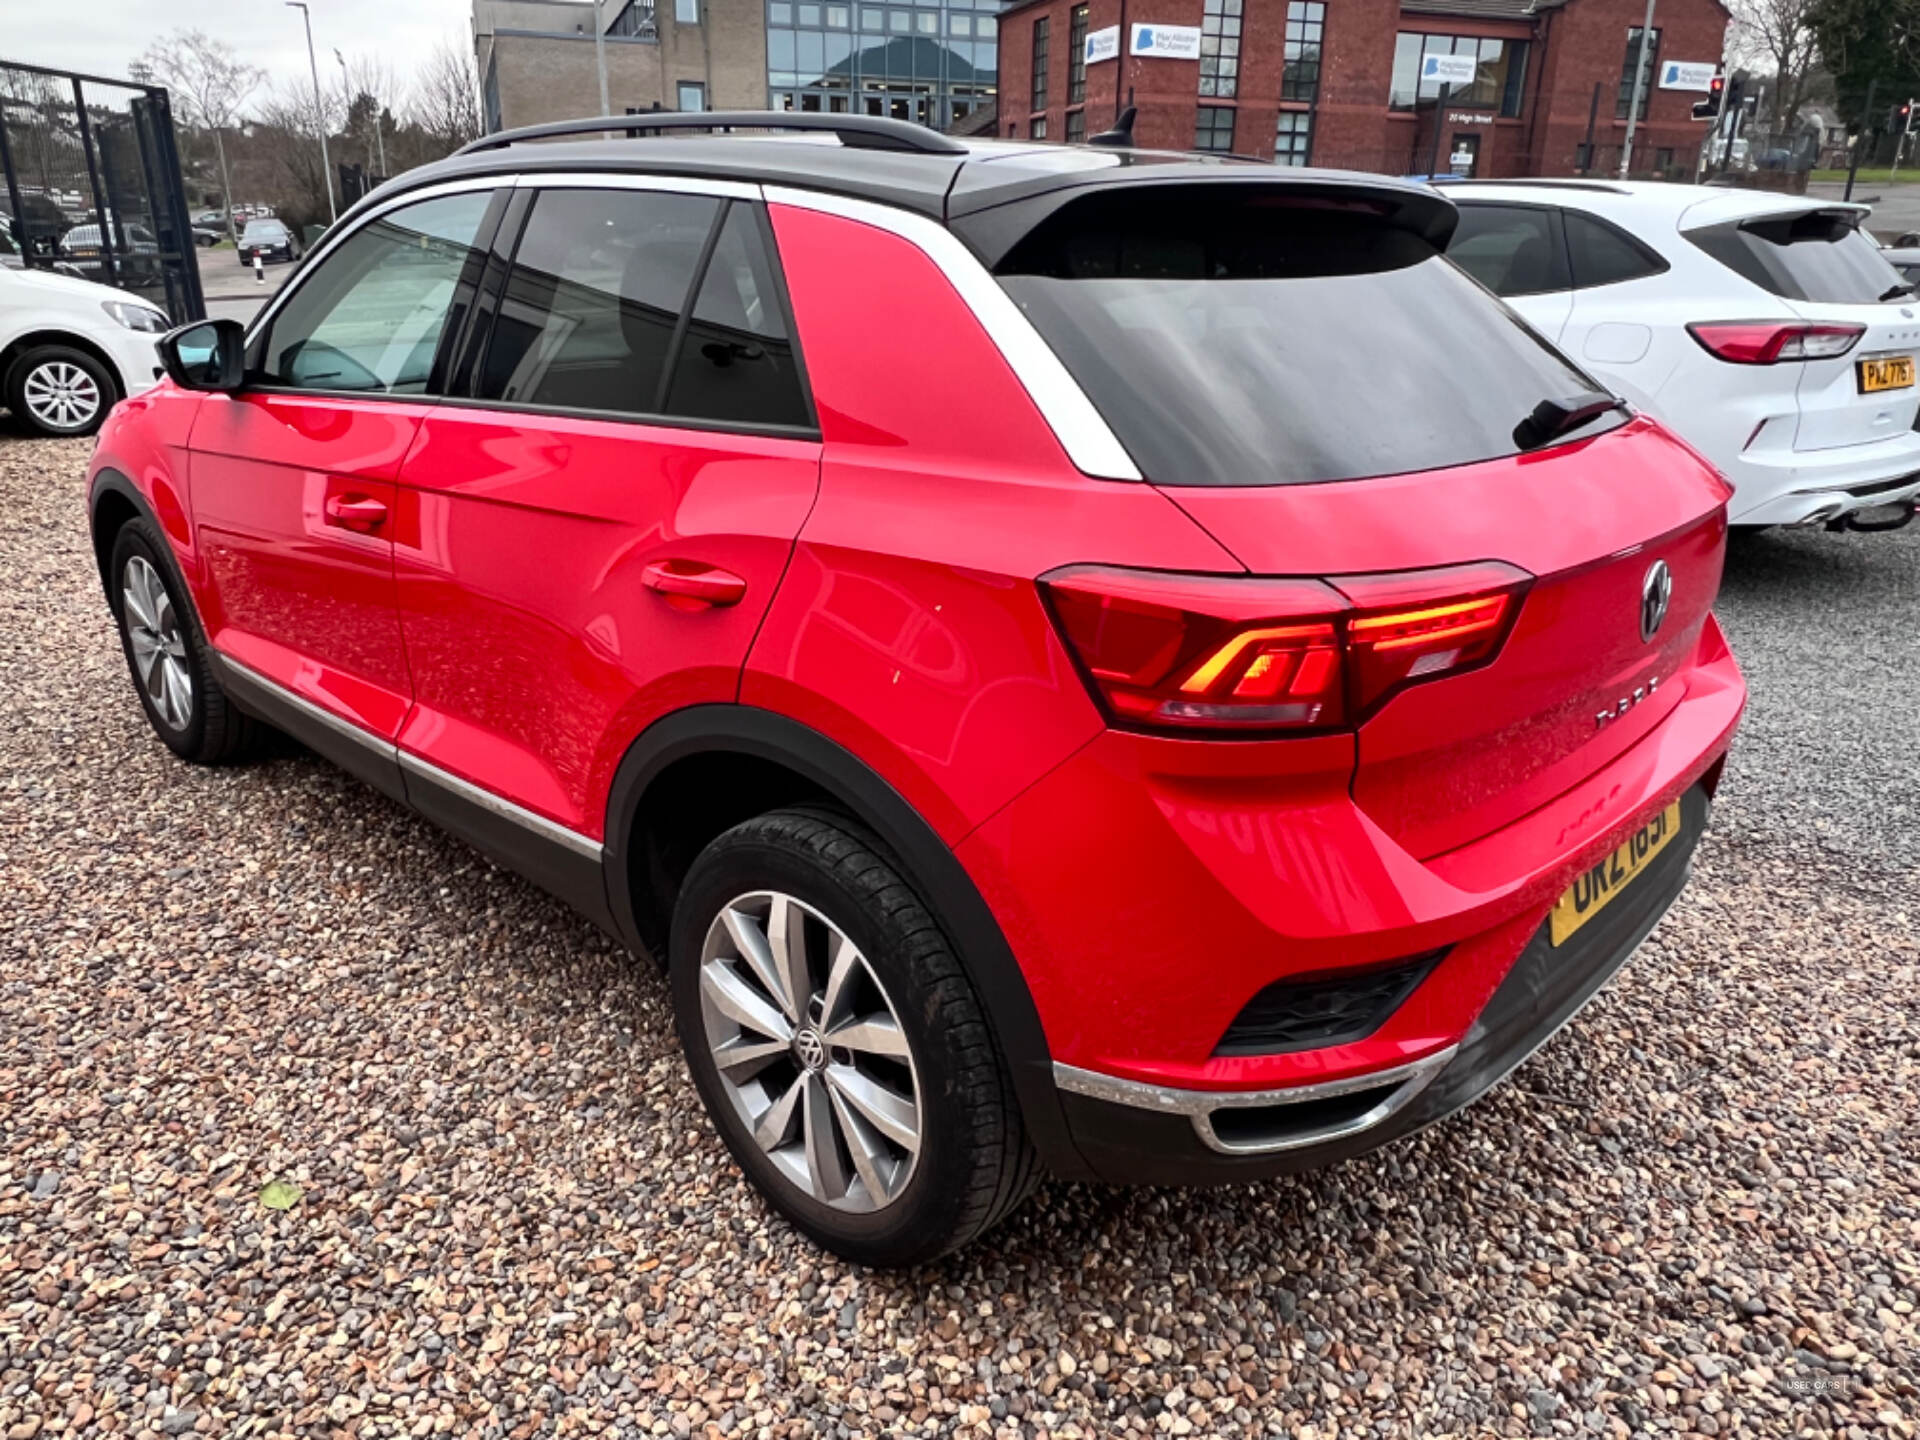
[
  {"x1": 364, "y1": 125, "x2": 1451, "y2": 237},
  {"x1": 1442, "y1": 178, "x2": 1870, "y2": 234}
]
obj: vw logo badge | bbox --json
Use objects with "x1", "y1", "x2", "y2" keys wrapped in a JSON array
[
  {"x1": 793, "y1": 1029, "x2": 828, "y2": 1072},
  {"x1": 1640, "y1": 560, "x2": 1673, "y2": 643}
]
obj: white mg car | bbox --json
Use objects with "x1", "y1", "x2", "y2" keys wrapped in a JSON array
[
  {"x1": 1444, "y1": 181, "x2": 1920, "y2": 531},
  {"x1": 0, "y1": 259, "x2": 170, "y2": 437}
]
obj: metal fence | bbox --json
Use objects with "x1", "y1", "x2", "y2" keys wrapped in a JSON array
[{"x1": 0, "y1": 59, "x2": 204, "y2": 322}]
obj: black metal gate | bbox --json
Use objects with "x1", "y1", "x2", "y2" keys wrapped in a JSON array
[{"x1": 0, "y1": 59, "x2": 205, "y2": 322}]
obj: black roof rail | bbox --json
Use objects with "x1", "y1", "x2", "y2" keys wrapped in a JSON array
[{"x1": 457, "y1": 110, "x2": 969, "y2": 157}]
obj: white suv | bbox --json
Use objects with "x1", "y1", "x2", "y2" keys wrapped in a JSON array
[
  {"x1": 1444, "y1": 181, "x2": 1920, "y2": 530},
  {"x1": 0, "y1": 263, "x2": 169, "y2": 436}
]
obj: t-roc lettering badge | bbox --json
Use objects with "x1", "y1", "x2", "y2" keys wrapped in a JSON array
[{"x1": 1597, "y1": 673, "x2": 1660, "y2": 729}]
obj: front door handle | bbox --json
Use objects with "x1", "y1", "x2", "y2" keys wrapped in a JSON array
[
  {"x1": 324, "y1": 494, "x2": 388, "y2": 532},
  {"x1": 642, "y1": 559, "x2": 748, "y2": 608}
]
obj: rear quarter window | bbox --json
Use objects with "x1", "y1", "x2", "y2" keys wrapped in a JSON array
[
  {"x1": 1686, "y1": 211, "x2": 1906, "y2": 304},
  {"x1": 996, "y1": 186, "x2": 1614, "y2": 487}
]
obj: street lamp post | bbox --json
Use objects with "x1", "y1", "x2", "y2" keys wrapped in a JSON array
[
  {"x1": 286, "y1": 1, "x2": 337, "y2": 223},
  {"x1": 1618, "y1": 0, "x2": 1657, "y2": 179},
  {"x1": 593, "y1": 0, "x2": 610, "y2": 116}
]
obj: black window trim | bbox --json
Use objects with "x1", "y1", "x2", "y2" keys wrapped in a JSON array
[
  {"x1": 1562, "y1": 205, "x2": 1670, "y2": 290},
  {"x1": 241, "y1": 173, "x2": 821, "y2": 440}
]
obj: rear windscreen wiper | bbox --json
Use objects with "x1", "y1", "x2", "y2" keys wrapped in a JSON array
[
  {"x1": 1512, "y1": 390, "x2": 1626, "y2": 451},
  {"x1": 1880, "y1": 282, "x2": 1916, "y2": 302}
]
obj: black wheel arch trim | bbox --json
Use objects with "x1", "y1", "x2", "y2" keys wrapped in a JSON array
[
  {"x1": 602, "y1": 703, "x2": 1091, "y2": 1180},
  {"x1": 87, "y1": 469, "x2": 163, "y2": 598}
]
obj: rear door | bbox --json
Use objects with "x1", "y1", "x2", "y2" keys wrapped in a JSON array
[
  {"x1": 1557, "y1": 207, "x2": 1675, "y2": 386},
  {"x1": 1685, "y1": 209, "x2": 1920, "y2": 451},
  {"x1": 1446, "y1": 201, "x2": 1573, "y2": 340},
  {"x1": 390, "y1": 178, "x2": 820, "y2": 842},
  {"x1": 189, "y1": 186, "x2": 502, "y2": 758}
]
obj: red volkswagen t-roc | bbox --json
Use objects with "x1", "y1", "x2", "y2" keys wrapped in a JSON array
[{"x1": 86, "y1": 114, "x2": 1744, "y2": 1265}]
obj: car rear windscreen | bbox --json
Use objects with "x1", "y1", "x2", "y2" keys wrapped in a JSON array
[
  {"x1": 1684, "y1": 211, "x2": 1908, "y2": 305},
  {"x1": 993, "y1": 187, "x2": 1612, "y2": 487}
]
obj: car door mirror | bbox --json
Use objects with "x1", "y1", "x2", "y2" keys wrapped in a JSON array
[{"x1": 159, "y1": 318, "x2": 246, "y2": 392}]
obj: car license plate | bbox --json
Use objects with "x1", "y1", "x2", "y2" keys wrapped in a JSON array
[
  {"x1": 1548, "y1": 801, "x2": 1682, "y2": 947},
  {"x1": 1858, "y1": 355, "x2": 1915, "y2": 394}
]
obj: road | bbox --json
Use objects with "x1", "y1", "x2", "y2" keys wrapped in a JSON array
[
  {"x1": 1808, "y1": 179, "x2": 1920, "y2": 242},
  {"x1": 196, "y1": 247, "x2": 288, "y2": 325}
]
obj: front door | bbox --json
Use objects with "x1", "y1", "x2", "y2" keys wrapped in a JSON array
[
  {"x1": 391, "y1": 182, "x2": 822, "y2": 842},
  {"x1": 188, "y1": 188, "x2": 501, "y2": 751}
]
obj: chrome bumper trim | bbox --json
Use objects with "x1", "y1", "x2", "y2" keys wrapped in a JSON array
[{"x1": 1053, "y1": 1046, "x2": 1458, "y2": 1156}]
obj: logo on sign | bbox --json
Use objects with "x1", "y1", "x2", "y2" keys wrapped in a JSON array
[
  {"x1": 1420, "y1": 52, "x2": 1479, "y2": 87},
  {"x1": 1129, "y1": 22, "x2": 1202, "y2": 59}
]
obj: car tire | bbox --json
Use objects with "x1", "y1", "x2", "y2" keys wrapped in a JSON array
[
  {"x1": 6, "y1": 343, "x2": 116, "y2": 437},
  {"x1": 107, "y1": 516, "x2": 265, "y2": 765},
  {"x1": 671, "y1": 807, "x2": 1039, "y2": 1265}
]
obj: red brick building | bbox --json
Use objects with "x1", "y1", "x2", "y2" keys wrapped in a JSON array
[{"x1": 993, "y1": 0, "x2": 1730, "y2": 179}]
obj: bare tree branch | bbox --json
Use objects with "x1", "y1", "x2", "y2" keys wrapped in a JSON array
[
  {"x1": 137, "y1": 29, "x2": 263, "y2": 242},
  {"x1": 407, "y1": 39, "x2": 483, "y2": 153},
  {"x1": 1729, "y1": 0, "x2": 1823, "y2": 129}
]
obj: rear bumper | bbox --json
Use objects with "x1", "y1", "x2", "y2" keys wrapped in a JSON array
[
  {"x1": 1723, "y1": 426, "x2": 1920, "y2": 526},
  {"x1": 1053, "y1": 785, "x2": 1706, "y2": 1183}
]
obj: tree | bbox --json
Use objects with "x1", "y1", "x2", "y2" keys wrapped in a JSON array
[
  {"x1": 1808, "y1": 0, "x2": 1920, "y2": 131},
  {"x1": 409, "y1": 40, "x2": 483, "y2": 154},
  {"x1": 1730, "y1": 0, "x2": 1823, "y2": 129},
  {"x1": 138, "y1": 30, "x2": 263, "y2": 243}
]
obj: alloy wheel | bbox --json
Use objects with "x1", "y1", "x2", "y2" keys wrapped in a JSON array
[
  {"x1": 21, "y1": 360, "x2": 102, "y2": 431},
  {"x1": 698, "y1": 890, "x2": 922, "y2": 1212},
  {"x1": 121, "y1": 555, "x2": 193, "y2": 731}
]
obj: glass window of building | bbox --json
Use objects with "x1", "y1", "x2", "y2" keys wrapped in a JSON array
[
  {"x1": 1068, "y1": 5, "x2": 1088, "y2": 103},
  {"x1": 1066, "y1": 108, "x2": 1085, "y2": 143},
  {"x1": 770, "y1": 2, "x2": 791, "y2": 21},
  {"x1": 607, "y1": 0, "x2": 658, "y2": 37},
  {"x1": 675, "y1": 0, "x2": 699, "y2": 22},
  {"x1": 1274, "y1": 110, "x2": 1311, "y2": 166},
  {"x1": 1195, "y1": 104, "x2": 1235, "y2": 152},
  {"x1": 1281, "y1": 1, "x2": 1323, "y2": 103},
  {"x1": 1388, "y1": 33, "x2": 1528, "y2": 115},
  {"x1": 1615, "y1": 27, "x2": 1659, "y2": 119},
  {"x1": 1031, "y1": 16, "x2": 1050, "y2": 112},
  {"x1": 678, "y1": 81, "x2": 707, "y2": 110},
  {"x1": 1199, "y1": 0, "x2": 1242, "y2": 100},
  {"x1": 1031, "y1": 116, "x2": 1049, "y2": 139}
]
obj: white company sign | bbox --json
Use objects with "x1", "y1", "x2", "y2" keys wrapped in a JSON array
[
  {"x1": 1658, "y1": 60, "x2": 1717, "y2": 91},
  {"x1": 1085, "y1": 25, "x2": 1120, "y2": 64},
  {"x1": 1130, "y1": 23, "x2": 1202, "y2": 60}
]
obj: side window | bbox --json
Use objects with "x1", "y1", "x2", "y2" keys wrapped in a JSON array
[
  {"x1": 1564, "y1": 210, "x2": 1668, "y2": 290},
  {"x1": 259, "y1": 191, "x2": 493, "y2": 394},
  {"x1": 663, "y1": 204, "x2": 810, "y2": 429},
  {"x1": 478, "y1": 187, "x2": 720, "y2": 415},
  {"x1": 1446, "y1": 204, "x2": 1569, "y2": 298}
]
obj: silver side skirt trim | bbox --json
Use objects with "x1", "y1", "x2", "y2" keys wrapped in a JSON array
[
  {"x1": 1053, "y1": 1046, "x2": 1457, "y2": 1156},
  {"x1": 211, "y1": 651, "x2": 603, "y2": 861}
]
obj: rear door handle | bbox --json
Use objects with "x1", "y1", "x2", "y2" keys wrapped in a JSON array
[
  {"x1": 324, "y1": 494, "x2": 388, "y2": 532},
  {"x1": 642, "y1": 560, "x2": 748, "y2": 608}
]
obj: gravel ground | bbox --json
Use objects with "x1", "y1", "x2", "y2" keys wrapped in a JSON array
[{"x1": 2, "y1": 429, "x2": 1917, "y2": 1439}]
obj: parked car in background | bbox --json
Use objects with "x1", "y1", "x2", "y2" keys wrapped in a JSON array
[
  {"x1": 192, "y1": 223, "x2": 224, "y2": 247},
  {"x1": 1445, "y1": 181, "x2": 1920, "y2": 531},
  {"x1": 60, "y1": 220, "x2": 160, "y2": 258},
  {"x1": 238, "y1": 217, "x2": 302, "y2": 265},
  {"x1": 1, "y1": 259, "x2": 167, "y2": 435},
  {"x1": 85, "y1": 119, "x2": 1746, "y2": 1264}
]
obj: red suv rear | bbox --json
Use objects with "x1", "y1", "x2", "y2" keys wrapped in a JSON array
[{"x1": 85, "y1": 115, "x2": 1743, "y2": 1265}]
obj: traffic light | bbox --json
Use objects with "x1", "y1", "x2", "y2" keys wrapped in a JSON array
[
  {"x1": 1693, "y1": 74, "x2": 1725, "y2": 120},
  {"x1": 1894, "y1": 101, "x2": 1914, "y2": 131}
]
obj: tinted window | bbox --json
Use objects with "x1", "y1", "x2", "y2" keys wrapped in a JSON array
[
  {"x1": 1563, "y1": 211, "x2": 1667, "y2": 289},
  {"x1": 479, "y1": 188, "x2": 719, "y2": 414},
  {"x1": 1448, "y1": 204, "x2": 1568, "y2": 296},
  {"x1": 260, "y1": 192, "x2": 492, "y2": 393},
  {"x1": 997, "y1": 187, "x2": 1610, "y2": 487},
  {"x1": 663, "y1": 204, "x2": 810, "y2": 428},
  {"x1": 1686, "y1": 212, "x2": 1908, "y2": 304}
]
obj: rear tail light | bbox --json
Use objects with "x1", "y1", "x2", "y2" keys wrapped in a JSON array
[
  {"x1": 1686, "y1": 321, "x2": 1865, "y2": 364},
  {"x1": 1041, "y1": 561, "x2": 1529, "y2": 734}
]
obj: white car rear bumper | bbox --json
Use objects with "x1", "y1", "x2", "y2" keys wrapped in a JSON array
[{"x1": 1722, "y1": 427, "x2": 1920, "y2": 526}]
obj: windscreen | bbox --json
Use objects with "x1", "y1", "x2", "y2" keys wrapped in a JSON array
[
  {"x1": 243, "y1": 220, "x2": 286, "y2": 243},
  {"x1": 1684, "y1": 211, "x2": 1909, "y2": 304},
  {"x1": 994, "y1": 188, "x2": 1611, "y2": 487}
]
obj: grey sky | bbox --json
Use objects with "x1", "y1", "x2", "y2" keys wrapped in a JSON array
[{"x1": 4, "y1": 0, "x2": 474, "y2": 96}]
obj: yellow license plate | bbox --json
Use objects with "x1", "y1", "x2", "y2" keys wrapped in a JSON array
[
  {"x1": 1858, "y1": 355, "x2": 1915, "y2": 394},
  {"x1": 1549, "y1": 801, "x2": 1682, "y2": 947}
]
